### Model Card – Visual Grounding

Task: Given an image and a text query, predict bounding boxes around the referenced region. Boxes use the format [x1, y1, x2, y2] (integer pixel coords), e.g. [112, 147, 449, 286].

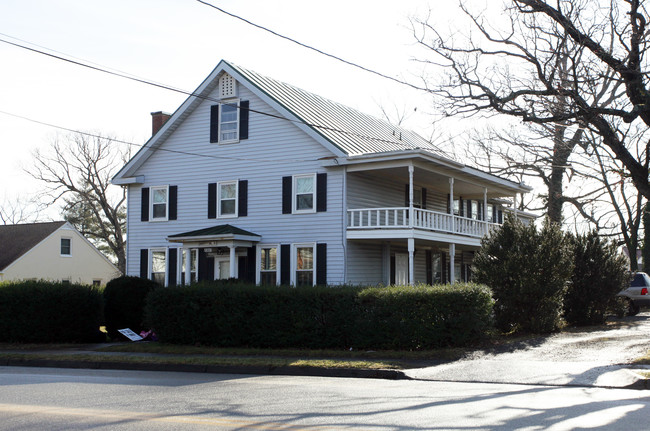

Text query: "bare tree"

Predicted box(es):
[0, 195, 41, 225]
[27, 133, 129, 272]
[413, 0, 650, 202]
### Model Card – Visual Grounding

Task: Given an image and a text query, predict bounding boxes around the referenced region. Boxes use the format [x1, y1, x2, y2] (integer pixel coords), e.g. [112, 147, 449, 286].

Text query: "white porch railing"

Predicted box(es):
[347, 207, 499, 239]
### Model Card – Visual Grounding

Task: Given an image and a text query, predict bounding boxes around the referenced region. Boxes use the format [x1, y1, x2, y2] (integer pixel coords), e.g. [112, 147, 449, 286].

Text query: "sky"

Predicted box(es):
[0, 0, 478, 220]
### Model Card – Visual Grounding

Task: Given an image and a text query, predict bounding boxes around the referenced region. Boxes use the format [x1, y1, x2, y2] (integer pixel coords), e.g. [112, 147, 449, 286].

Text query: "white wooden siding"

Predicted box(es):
[346, 241, 384, 285]
[126, 85, 345, 284]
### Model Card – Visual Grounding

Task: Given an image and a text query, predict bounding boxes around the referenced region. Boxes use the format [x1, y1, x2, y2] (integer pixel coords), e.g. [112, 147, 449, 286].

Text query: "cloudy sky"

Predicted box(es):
[0, 0, 477, 219]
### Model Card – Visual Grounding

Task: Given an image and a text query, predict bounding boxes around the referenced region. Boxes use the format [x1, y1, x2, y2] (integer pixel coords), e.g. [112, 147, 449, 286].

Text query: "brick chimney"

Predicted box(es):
[151, 111, 171, 136]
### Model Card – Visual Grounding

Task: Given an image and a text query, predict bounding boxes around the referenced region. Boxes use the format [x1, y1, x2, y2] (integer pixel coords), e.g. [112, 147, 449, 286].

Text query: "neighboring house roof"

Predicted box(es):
[0, 221, 66, 271]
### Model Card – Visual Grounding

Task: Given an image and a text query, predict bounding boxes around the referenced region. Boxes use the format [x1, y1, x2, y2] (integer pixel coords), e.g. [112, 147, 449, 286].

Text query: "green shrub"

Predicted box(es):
[473, 216, 573, 333]
[0, 280, 103, 343]
[564, 231, 630, 325]
[104, 276, 159, 340]
[145, 282, 493, 349]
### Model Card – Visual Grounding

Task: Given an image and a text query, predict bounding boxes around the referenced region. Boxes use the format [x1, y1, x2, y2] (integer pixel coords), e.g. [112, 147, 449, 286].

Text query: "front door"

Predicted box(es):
[215, 258, 230, 280]
[395, 253, 408, 285]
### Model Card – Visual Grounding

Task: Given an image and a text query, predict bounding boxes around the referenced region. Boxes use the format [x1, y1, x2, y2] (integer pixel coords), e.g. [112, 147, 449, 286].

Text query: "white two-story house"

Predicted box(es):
[112, 60, 533, 287]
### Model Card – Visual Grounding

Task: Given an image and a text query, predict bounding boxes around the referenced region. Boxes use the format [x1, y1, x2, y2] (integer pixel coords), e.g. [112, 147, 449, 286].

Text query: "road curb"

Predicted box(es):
[1, 357, 410, 380]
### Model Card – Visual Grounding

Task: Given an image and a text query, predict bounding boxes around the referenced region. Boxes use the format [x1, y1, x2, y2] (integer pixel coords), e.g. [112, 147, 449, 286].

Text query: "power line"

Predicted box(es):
[0, 34, 426, 150]
[0, 109, 321, 164]
[194, 0, 425, 91]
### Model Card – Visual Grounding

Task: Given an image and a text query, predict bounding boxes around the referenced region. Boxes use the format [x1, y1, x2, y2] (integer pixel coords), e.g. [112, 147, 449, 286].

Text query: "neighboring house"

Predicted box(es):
[112, 60, 534, 287]
[0, 221, 121, 285]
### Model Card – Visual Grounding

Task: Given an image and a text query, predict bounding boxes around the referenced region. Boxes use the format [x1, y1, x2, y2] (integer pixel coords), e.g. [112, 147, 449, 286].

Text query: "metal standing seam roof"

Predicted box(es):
[168, 224, 260, 239]
[0, 221, 66, 271]
[229, 62, 451, 158]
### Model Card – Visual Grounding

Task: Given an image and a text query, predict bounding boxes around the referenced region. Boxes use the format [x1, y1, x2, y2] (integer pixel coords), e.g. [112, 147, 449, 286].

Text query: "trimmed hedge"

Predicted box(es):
[0, 280, 103, 343]
[145, 282, 494, 350]
[104, 276, 159, 340]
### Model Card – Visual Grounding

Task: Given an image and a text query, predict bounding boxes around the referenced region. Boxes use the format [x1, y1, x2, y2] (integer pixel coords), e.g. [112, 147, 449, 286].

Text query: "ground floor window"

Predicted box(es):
[260, 246, 277, 285]
[295, 245, 314, 286]
[151, 250, 166, 286]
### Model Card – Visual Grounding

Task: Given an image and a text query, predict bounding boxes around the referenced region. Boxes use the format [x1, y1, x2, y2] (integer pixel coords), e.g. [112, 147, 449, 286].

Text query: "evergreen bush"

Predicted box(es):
[103, 275, 159, 340]
[473, 216, 573, 333]
[144, 282, 494, 349]
[564, 231, 629, 325]
[0, 280, 103, 343]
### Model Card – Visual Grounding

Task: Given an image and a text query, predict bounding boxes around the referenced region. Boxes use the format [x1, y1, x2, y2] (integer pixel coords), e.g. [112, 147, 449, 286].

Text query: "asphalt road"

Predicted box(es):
[1, 366, 649, 430]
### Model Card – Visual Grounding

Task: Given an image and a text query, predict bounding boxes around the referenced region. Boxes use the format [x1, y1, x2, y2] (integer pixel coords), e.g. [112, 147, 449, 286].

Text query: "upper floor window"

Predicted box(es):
[218, 181, 238, 218]
[220, 101, 239, 143]
[151, 186, 168, 221]
[294, 174, 316, 213]
[60, 238, 71, 256]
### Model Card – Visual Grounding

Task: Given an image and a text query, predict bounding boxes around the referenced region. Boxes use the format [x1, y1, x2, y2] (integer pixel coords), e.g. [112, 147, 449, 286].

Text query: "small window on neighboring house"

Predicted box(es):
[296, 245, 314, 286]
[218, 181, 238, 218]
[453, 199, 460, 216]
[260, 247, 277, 285]
[61, 279, 71, 286]
[487, 205, 494, 223]
[294, 174, 316, 213]
[151, 250, 166, 286]
[60, 238, 71, 256]
[92, 279, 101, 287]
[151, 186, 168, 220]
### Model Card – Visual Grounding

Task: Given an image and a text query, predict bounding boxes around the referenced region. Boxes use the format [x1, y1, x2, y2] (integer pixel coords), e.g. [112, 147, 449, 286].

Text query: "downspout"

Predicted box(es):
[408, 165, 415, 286]
[342, 166, 348, 285]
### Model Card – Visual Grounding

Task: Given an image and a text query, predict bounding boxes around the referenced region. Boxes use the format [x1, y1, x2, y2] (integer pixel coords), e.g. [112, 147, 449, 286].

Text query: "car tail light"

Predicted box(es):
[642, 288, 648, 295]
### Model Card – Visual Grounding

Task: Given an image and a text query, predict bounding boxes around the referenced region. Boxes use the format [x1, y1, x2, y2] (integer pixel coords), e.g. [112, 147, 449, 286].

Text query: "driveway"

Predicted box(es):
[405, 312, 650, 388]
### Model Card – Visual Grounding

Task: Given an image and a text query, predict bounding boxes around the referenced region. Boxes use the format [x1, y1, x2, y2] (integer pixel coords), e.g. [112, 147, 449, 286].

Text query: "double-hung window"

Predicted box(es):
[220, 101, 239, 143]
[293, 174, 316, 213]
[218, 181, 238, 218]
[151, 250, 166, 286]
[295, 244, 314, 286]
[260, 246, 278, 285]
[151, 186, 168, 220]
[60, 238, 71, 256]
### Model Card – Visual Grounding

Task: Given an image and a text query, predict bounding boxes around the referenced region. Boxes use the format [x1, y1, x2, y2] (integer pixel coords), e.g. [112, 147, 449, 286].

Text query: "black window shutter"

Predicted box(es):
[247, 246, 256, 282]
[459, 198, 464, 216]
[282, 176, 292, 214]
[422, 188, 427, 209]
[239, 100, 249, 140]
[210, 105, 220, 143]
[168, 248, 177, 286]
[446, 194, 451, 214]
[140, 249, 148, 279]
[466, 200, 472, 219]
[316, 173, 327, 212]
[141, 187, 149, 222]
[390, 255, 396, 285]
[426, 250, 432, 285]
[280, 244, 291, 285]
[208, 183, 217, 219]
[498, 209, 503, 224]
[316, 243, 327, 285]
[169, 185, 178, 220]
[238, 180, 248, 217]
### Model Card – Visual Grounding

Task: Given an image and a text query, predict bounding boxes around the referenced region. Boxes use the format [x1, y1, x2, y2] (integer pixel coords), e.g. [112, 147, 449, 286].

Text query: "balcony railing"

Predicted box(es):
[347, 207, 499, 239]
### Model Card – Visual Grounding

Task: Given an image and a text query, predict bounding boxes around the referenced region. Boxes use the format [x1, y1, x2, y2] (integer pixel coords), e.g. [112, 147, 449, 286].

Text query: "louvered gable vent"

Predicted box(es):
[219, 73, 237, 99]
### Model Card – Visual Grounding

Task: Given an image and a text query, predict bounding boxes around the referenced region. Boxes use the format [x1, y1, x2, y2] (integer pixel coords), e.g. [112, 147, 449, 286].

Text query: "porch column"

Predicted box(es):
[184, 247, 191, 285]
[408, 165, 414, 228]
[483, 188, 488, 235]
[449, 243, 456, 283]
[449, 178, 455, 232]
[229, 245, 237, 279]
[408, 238, 415, 286]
